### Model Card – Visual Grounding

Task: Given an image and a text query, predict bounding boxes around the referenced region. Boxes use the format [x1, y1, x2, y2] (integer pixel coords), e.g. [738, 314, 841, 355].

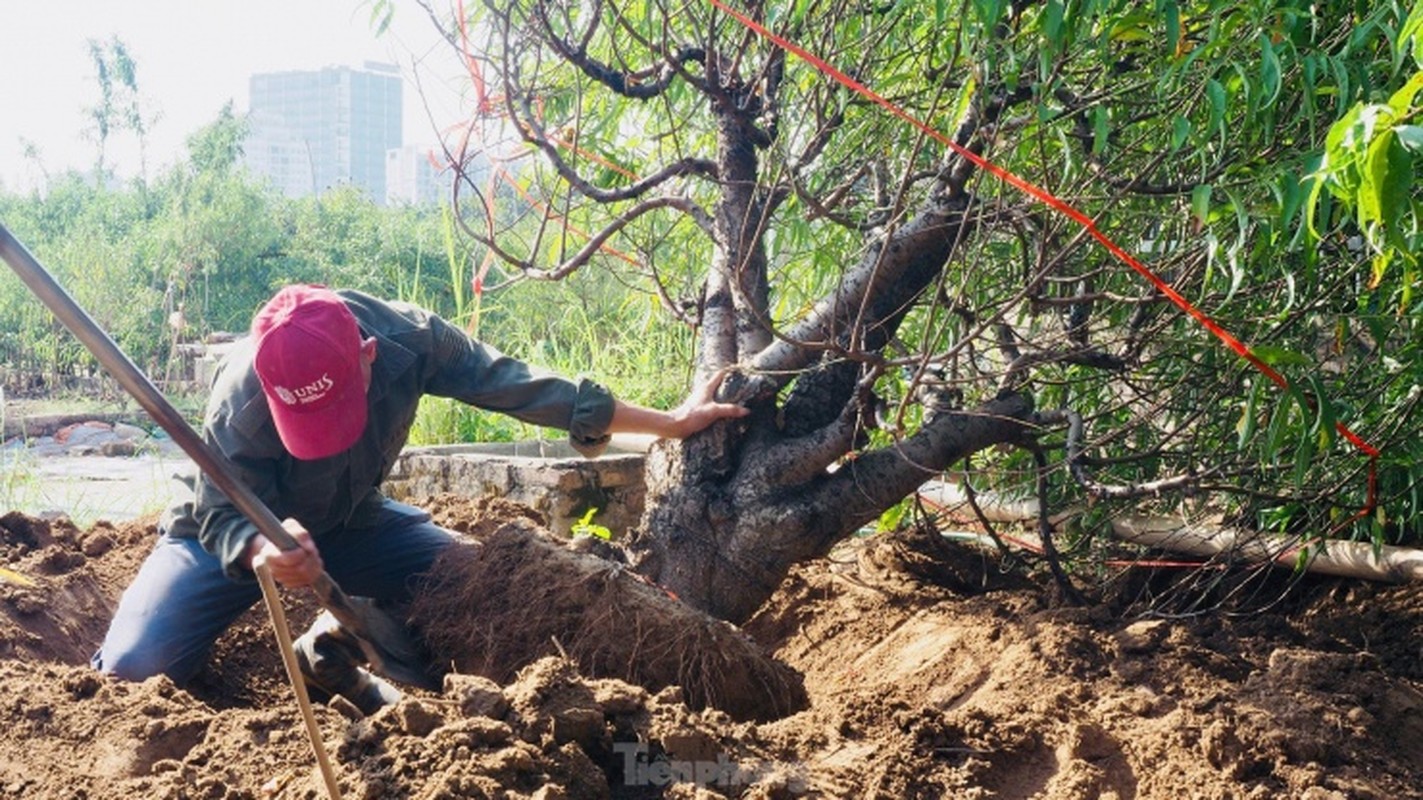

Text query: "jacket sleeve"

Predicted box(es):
[192, 433, 286, 582]
[422, 313, 616, 456]
[189, 364, 290, 581]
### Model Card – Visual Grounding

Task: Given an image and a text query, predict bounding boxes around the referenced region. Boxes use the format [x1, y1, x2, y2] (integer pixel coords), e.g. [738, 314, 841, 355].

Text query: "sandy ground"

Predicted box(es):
[2, 452, 190, 523]
[1, 496, 1422, 799]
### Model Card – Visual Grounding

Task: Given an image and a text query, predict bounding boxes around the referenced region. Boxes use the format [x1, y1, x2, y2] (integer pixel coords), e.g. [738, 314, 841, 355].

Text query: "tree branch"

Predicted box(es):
[738, 406, 859, 492]
[998, 345, 1129, 392]
[1028, 443, 1086, 604]
[798, 392, 1035, 543]
[749, 195, 975, 381]
[748, 82, 1034, 383]
[1058, 408, 1209, 500]
[535, 0, 704, 99]
[517, 195, 717, 280]
[515, 94, 718, 202]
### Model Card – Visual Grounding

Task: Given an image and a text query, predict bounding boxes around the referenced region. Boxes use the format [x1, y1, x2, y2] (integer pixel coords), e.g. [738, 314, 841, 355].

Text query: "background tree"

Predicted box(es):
[83, 36, 158, 182]
[422, 0, 1423, 621]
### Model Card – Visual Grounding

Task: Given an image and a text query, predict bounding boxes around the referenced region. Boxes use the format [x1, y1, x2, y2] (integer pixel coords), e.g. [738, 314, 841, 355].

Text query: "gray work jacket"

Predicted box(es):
[161, 289, 616, 580]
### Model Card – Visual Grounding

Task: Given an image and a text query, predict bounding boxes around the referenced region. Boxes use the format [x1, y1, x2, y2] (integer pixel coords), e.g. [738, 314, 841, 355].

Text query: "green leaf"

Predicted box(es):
[1109, 10, 1153, 43]
[1206, 79, 1226, 136]
[1388, 71, 1423, 116]
[367, 0, 394, 36]
[1396, 125, 1423, 153]
[1303, 164, 1331, 241]
[1263, 391, 1297, 461]
[1320, 102, 1372, 201]
[1163, 1, 1180, 55]
[973, 0, 1004, 27]
[1330, 56, 1352, 115]
[1221, 188, 1249, 302]
[1171, 114, 1191, 151]
[876, 497, 912, 533]
[1384, 134, 1415, 222]
[1401, 1, 1423, 69]
[1259, 33, 1282, 108]
[951, 72, 979, 132]
[1291, 418, 1316, 489]
[571, 507, 613, 540]
[1277, 172, 1303, 234]
[1092, 106, 1110, 154]
[1251, 345, 1311, 367]
[1359, 129, 1410, 232]
[1191, 183, 1212, 227]
[1370, 249, 1392, 290]
[1305, 374, 1336, 450]
[1237, 378, 1262, 449]
[1044, 0, 1066, 48]
[1201, 231, 1219, 295]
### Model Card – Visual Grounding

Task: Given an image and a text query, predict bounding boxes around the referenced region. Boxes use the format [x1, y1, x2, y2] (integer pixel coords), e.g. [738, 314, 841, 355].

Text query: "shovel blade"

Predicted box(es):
[314, 577, 442, 690]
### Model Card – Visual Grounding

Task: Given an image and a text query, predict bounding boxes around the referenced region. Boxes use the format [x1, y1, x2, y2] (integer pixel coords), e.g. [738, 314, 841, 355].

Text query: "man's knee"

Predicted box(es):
[93, 621, 210, 684]
[95, 535, 257, 684]
[92, 643, 173, 683]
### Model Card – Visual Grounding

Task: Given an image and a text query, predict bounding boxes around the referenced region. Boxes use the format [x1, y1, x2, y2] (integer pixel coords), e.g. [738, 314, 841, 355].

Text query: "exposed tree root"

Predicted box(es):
[409, 516, 807, 722]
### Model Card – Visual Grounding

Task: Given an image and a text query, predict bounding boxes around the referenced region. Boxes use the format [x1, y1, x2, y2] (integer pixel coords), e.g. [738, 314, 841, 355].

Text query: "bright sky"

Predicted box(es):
[0, 0, 470, 192]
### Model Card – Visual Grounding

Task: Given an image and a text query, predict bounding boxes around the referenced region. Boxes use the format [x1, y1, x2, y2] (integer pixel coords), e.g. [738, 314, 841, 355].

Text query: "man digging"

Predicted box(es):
[93, 284, 746, 713]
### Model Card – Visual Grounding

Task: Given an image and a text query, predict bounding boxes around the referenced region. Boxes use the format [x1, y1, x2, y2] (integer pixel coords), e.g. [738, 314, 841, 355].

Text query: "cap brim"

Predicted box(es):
[268, 380, 368, 461]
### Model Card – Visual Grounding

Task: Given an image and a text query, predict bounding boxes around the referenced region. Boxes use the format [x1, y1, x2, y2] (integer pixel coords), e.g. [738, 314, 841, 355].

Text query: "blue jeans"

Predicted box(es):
[92, 499, 457, 684]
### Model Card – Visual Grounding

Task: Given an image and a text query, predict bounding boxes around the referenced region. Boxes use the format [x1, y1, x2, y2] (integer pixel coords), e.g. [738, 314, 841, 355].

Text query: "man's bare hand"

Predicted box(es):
[245, 519, 323, 588]
[668, 368, 750, 438]
[607, 368, 750, 440]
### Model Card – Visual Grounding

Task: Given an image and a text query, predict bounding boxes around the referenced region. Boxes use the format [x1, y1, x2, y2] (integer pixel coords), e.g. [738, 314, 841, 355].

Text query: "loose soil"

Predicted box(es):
[1, 495, 1421, 799]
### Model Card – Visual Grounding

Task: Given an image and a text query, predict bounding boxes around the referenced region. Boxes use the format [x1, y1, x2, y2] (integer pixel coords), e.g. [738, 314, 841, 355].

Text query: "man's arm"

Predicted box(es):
[182, 340, 308, 582]
[191, 412, 288, 580]
[423, 312, 746, 444]
[607, 370, 749, 439]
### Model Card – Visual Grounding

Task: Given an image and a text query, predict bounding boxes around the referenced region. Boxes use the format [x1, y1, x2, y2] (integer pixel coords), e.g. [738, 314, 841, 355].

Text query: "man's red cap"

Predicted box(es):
[251, 285, 367, 461]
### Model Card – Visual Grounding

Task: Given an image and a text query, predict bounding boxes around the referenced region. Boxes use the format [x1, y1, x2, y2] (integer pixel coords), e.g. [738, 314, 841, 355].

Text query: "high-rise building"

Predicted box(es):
[244, 62, 402, 203]
[385, 144, 449, 207]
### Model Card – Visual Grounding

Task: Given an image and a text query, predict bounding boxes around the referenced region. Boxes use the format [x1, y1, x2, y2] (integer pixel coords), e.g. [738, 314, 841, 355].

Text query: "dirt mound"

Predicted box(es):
[0, 499, 1421, 798]
[0, 511, 146, 664]
[744, 532, 1423, 799]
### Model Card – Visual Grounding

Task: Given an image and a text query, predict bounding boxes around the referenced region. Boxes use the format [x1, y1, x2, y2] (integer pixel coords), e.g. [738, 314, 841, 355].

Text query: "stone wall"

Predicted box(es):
[383, 441, 648, 536]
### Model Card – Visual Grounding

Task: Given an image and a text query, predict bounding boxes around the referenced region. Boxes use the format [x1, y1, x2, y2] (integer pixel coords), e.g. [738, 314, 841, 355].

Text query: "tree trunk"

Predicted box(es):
[629, 393, 1034, 623]
[622, 72, 1029, 623]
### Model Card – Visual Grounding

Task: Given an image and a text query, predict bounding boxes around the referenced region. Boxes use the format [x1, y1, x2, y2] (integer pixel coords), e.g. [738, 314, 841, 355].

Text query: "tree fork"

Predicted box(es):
[630, 392, 1035, 623]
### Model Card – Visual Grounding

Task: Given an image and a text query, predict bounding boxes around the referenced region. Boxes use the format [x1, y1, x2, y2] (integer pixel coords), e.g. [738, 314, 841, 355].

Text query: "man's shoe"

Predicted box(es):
[293, 612, 402, 716]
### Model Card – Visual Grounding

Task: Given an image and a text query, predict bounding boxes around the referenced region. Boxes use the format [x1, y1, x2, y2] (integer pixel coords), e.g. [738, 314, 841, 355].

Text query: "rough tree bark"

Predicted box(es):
[633, 392, 1034, 622]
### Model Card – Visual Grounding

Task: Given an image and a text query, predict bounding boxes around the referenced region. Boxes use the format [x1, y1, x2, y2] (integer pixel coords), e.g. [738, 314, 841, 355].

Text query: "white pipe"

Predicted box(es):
[919, 478, 1423, 584]
[917, 480, 1041, 523]
[1110, 515, 1423, 583]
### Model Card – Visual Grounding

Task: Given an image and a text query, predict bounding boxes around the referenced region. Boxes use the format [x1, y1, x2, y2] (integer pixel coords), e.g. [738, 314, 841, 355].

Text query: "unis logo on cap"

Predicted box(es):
[274, 374, 335, 406]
